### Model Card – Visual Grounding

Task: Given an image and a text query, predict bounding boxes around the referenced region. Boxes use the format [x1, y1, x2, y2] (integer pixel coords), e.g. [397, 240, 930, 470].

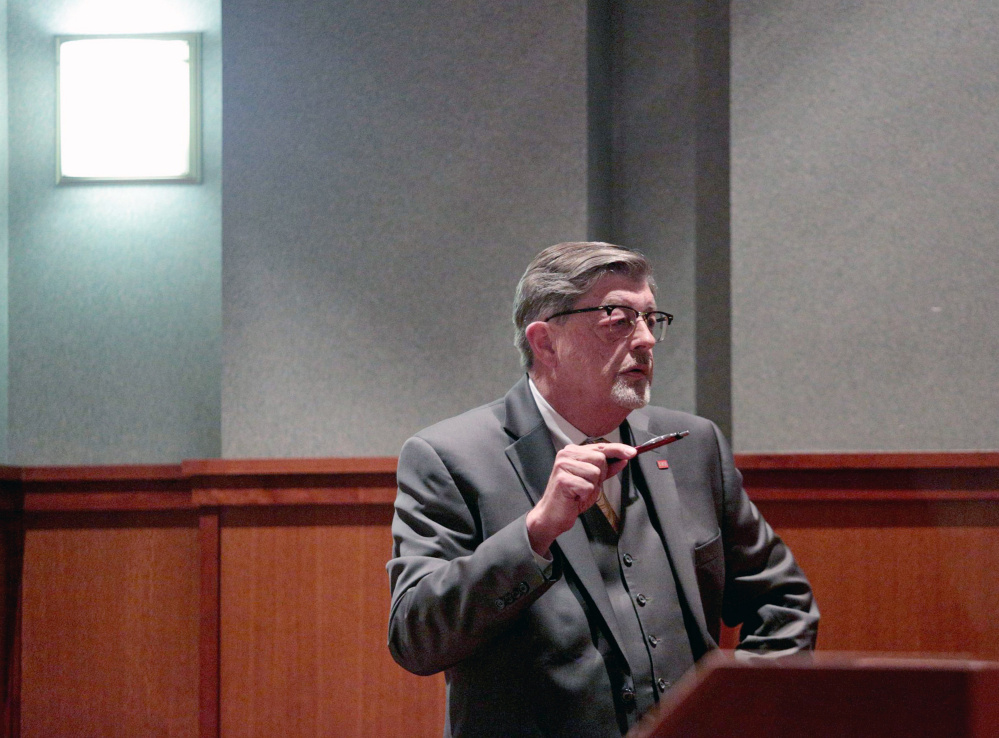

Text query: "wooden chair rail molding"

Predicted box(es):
[735, 451, 999, 501]
[4, 456, 400, 511]
[2, 451, 997, 738]
[1, 450, 996, 510]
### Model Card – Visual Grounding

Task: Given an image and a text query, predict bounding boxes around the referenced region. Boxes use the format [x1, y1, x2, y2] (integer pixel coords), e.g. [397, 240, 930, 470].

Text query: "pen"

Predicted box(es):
[633, 430, 689, 454]
[603, 431, 690, 463]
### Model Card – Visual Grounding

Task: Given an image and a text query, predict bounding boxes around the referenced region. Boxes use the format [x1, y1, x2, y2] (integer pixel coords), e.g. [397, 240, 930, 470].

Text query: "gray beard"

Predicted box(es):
[612, 375, 651, 410]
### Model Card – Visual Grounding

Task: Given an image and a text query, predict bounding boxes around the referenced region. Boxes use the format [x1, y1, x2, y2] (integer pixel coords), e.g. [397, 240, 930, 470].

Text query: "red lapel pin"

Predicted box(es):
[657, 459, 669, 470]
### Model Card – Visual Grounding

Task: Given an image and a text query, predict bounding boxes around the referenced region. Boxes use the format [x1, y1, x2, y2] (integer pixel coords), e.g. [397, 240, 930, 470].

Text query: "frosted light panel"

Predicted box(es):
[58, 36, 200, 182]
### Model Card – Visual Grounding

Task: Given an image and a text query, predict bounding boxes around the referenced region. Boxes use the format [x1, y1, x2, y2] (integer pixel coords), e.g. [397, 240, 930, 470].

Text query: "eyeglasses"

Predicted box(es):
[545, 305, 674, 343]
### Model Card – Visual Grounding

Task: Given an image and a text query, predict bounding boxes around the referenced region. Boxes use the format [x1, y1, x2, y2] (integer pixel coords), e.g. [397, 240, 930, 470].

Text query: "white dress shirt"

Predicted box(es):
[528, 377, 624, 515]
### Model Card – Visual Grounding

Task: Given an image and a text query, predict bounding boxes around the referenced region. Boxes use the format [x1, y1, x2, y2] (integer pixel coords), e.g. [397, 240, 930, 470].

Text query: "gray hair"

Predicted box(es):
[513, 241, 656, 368]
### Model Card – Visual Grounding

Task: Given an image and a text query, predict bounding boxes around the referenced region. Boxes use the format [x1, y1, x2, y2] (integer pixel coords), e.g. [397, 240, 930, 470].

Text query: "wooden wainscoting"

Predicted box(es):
[1, 452, 997, 737]
[735, 453, 999, 660]
[6, 459, 444, 738]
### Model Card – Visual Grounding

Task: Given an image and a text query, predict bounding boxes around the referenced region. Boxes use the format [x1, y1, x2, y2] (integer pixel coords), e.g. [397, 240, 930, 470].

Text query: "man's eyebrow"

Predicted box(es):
[602, 301, 658, 311]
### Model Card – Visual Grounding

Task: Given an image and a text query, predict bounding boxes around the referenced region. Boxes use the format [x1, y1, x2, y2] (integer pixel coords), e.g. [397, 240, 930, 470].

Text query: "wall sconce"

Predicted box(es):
[56, 33, 201, 184]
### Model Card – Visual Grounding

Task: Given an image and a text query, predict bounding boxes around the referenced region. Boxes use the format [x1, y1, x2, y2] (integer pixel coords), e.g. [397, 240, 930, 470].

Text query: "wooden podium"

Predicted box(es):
[630, 652, 999, 738]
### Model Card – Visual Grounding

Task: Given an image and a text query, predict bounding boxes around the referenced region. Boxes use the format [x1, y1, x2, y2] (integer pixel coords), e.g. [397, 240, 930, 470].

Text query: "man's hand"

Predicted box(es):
[525, 442, 636, 556]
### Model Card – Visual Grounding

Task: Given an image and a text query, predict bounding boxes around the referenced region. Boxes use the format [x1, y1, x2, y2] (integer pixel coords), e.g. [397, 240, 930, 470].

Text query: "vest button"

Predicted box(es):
[623, 553, 634, 566]
[636, 593, 648, 606]
[648, 634, 659, 648]
[621, 686, 636, 707]
[658, 677, 670, 693]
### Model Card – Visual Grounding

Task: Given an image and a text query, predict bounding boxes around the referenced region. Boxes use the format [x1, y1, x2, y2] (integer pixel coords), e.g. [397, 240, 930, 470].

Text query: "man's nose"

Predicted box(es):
[630, 318, 657, 349]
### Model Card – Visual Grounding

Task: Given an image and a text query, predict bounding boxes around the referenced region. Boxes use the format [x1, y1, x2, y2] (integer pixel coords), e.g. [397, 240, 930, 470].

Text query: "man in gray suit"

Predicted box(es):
[388, 242, 818, 736]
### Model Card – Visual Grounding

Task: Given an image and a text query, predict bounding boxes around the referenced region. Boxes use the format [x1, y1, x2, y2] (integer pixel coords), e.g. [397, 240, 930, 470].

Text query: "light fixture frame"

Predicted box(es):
[55, 32, 203, 185]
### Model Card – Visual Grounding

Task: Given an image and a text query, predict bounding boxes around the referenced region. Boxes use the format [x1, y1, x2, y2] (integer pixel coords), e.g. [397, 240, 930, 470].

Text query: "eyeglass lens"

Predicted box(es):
[602, 307, 667, 342]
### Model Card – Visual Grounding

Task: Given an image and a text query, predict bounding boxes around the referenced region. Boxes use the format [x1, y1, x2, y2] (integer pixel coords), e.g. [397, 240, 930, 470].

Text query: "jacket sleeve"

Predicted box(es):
[714, 424, 820, 653]
[386, 434, 559, 676]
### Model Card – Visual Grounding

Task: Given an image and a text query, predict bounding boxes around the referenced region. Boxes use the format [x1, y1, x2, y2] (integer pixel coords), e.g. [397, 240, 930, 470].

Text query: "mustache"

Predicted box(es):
[629, 351, 653, 368]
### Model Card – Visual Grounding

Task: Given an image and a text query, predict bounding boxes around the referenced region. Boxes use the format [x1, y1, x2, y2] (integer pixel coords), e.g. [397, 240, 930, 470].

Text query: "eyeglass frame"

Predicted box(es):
[544, 304, 674, 343]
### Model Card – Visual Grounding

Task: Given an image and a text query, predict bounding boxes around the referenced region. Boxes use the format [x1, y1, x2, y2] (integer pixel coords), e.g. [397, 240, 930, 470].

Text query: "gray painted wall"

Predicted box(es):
[732, 1, 999, 451]
[222, 0, 727, 456]
[221, 0, 591, 457]
[220, 0, 712, 458]
[4, 0, 708, 464]
[0, 0, 8, 462]
[609, 0, 699, 423]
[7, 1, 995, 463]
[7, 0, 222, 464]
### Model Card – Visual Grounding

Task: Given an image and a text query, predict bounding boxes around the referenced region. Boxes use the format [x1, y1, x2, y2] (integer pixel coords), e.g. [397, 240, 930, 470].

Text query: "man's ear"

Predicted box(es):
[525, 321, 559, 369]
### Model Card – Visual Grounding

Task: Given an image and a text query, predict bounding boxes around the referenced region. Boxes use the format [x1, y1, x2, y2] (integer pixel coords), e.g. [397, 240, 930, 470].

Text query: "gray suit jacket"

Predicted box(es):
[387, 377, 818, 736]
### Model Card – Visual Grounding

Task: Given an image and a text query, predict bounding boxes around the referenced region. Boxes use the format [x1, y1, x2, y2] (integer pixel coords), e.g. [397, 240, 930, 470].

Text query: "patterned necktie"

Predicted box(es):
[583, 438, 621, 533]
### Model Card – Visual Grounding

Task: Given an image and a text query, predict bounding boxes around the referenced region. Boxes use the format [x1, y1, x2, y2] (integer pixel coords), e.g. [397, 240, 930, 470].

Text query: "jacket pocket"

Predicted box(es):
[693, 532, 724, 639]
[694, 532, 723, 566]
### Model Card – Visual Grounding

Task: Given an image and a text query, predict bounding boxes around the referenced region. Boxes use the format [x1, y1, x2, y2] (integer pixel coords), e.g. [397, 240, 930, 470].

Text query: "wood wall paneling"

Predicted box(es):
[199, 510, 221, 738]
[738, 454, 999, 660]
[760, 500, 999, 659]
[186, 459, 444, 735]
[1, 452, 996, 737]
[19, 514, 200, 738]
[1, 469, 24, 738]
[219, 507, 444, 737]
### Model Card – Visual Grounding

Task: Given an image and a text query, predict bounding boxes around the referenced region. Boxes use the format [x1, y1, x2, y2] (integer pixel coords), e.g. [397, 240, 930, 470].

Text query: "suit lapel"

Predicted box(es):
[502, 378, 630, 658]
[627, 420, 713, 648]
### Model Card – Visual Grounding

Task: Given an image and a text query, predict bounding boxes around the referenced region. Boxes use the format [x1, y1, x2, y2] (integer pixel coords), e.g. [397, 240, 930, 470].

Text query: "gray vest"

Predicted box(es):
[581, 455, 696, 720]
